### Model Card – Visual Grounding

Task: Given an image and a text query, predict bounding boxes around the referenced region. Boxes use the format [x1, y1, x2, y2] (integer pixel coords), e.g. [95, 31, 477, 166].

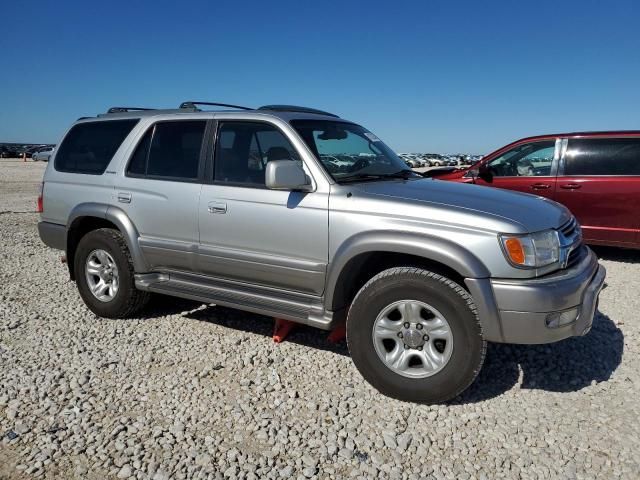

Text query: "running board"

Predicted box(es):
[134, 271, 334, 330]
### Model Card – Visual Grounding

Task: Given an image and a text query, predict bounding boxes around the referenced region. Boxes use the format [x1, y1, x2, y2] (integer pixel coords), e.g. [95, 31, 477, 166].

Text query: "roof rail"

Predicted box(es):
[107, 107, 155, 114]
[257, 105, 339, 118]
[179, 101, 252, 111]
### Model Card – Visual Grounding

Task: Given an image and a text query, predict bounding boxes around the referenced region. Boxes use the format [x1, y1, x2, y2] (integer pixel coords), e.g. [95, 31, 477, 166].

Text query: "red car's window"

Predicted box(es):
[565, 138, 640, 176]
[487, 140, 555, 177]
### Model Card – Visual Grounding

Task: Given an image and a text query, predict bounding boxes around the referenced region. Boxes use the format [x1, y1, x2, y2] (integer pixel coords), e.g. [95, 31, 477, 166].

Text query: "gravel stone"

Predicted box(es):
[302, 466, 317, 478]
[116, 464, 132, 479]
[14, 423, 30, 435]
[0, 160, 638, 479]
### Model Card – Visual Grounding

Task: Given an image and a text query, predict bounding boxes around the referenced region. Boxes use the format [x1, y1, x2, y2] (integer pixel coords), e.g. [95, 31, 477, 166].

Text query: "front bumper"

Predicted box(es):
[466, 247, 606, 344]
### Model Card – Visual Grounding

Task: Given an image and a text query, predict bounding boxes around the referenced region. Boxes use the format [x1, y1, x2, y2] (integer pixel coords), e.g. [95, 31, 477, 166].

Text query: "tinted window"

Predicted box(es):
[127, 121, 205, 179]
[127, 129, 151, 176]
[565, 138, 640, 176]
[214, 122, 299, 186]
[55, 120, 138, 174]
[487, 140, 556, 177]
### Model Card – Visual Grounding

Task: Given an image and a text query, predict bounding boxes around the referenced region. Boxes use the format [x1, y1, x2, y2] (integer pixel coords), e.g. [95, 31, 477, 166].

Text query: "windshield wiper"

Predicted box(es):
[339, 169, 417, 183]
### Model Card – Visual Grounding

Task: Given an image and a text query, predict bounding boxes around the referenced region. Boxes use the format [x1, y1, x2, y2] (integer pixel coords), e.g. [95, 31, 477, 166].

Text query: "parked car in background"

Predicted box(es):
[16, 147, 32, 158]
[398, 153, 421, 168]
[404, 158, 419, 168]
[431, 131, 640, 249]
[408, 154, 427, 167]
[33, 147, 54, 161]
[416, 155, 432, 167]
[429, 156, 447, 167]
[1, 147, 20, 158]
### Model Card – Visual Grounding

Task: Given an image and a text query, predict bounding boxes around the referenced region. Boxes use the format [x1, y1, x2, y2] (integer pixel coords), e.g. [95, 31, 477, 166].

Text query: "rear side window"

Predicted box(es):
[565, 138, 640, 176]
[55, 120, 138, 174]
[127, 121, 206, 180]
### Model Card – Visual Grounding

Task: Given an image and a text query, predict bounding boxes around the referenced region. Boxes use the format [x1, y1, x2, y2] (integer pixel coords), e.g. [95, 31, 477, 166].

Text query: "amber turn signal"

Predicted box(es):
[504, 237, 525, 265]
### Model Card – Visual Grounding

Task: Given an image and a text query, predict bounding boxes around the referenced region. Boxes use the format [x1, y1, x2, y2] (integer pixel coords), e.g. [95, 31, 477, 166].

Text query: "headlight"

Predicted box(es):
[499, 230, 560, 268]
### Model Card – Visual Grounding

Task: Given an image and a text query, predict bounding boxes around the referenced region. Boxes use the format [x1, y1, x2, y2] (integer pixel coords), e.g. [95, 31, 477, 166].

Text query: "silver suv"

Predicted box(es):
[38, 102, 606, 403]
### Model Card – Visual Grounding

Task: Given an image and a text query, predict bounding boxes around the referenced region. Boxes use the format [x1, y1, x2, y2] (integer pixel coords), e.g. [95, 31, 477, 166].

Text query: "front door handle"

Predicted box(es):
[207, 202, 227, 214]
[530, 183, 551, 190]
[560, 183, 582, 190]
[117, 192, 132, 203]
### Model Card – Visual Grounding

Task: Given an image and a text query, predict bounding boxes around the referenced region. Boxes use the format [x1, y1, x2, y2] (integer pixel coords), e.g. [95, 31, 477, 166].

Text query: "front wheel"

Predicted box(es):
[346, 267, 486, 403]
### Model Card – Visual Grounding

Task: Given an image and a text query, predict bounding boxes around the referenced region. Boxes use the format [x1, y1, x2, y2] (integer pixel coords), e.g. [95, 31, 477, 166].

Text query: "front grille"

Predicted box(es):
[558, 217, 584, 269]
[560, 217, 577, 237]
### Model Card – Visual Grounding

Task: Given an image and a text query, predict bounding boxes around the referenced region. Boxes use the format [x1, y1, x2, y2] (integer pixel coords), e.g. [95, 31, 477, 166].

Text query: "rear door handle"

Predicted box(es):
[117, 192, 132, 203]
[530, 183, 551, 190]
[560, 183, 582, 190]
[207, 201, 227, 214]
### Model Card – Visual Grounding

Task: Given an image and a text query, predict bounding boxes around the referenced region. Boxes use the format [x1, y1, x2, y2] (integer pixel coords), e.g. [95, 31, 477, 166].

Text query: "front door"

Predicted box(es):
[198, 120, 329, 295]
[475, 139, 559, 200]
[555, 136, 640, 247]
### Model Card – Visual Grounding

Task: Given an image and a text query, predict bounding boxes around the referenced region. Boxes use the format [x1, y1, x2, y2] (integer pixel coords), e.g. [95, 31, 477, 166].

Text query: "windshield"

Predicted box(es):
[291, 120, 414, 182]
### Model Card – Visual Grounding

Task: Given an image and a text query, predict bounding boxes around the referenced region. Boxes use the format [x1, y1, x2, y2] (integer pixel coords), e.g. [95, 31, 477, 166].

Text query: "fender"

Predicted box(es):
[67, 203, 148, 273]
[324, 230, 490, 311]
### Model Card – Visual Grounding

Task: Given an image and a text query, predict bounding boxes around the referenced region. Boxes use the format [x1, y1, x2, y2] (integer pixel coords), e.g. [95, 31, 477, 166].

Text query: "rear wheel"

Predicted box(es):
[346, 267, 486, 403]
[74, 228, 149, 318]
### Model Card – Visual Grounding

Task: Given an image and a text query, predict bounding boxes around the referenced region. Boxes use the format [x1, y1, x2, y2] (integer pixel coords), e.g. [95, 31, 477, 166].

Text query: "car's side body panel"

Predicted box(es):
[198, 185, 329, 294]
[197, 116, 330, 295]
[554, 176, 640, 247]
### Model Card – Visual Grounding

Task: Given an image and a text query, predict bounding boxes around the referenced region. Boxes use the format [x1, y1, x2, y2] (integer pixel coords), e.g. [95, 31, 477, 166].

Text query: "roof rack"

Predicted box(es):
[257, 105, 339, 118]
[98, 106, 198, 118]
[107, 107, 155, 113]
[179, 101, 252, 111]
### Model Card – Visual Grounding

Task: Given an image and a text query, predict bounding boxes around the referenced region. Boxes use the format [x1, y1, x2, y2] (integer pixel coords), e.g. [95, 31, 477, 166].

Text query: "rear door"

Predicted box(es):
[475, 139, 559, 199]
[114, 120, 207, 271]
[555, 136, 640, 247]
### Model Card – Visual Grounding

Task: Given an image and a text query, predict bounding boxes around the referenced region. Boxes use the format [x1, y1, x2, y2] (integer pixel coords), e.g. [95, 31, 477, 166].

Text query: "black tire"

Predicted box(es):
[74, 228, 150, 318]
[346, 267, 486, 403]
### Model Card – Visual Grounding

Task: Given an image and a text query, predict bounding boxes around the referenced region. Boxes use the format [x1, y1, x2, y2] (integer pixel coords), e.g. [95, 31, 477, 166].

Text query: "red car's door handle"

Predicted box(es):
[530, 183, 551, 190]
[560, 183, 582, 190]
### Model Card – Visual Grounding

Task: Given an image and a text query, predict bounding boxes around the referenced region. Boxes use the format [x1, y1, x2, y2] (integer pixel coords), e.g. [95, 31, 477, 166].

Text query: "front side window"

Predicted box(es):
[564, 138, 640, 176]
[127, 121, 206, 180]
[292, 120, 411, 182]
[486, 140, 556, 177]
[214, 122, 300, 187]
[55, 119, 139, 174]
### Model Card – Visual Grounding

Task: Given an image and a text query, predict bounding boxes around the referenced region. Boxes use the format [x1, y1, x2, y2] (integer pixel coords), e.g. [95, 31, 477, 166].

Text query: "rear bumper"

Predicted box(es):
[38, 221, 66, 250]
[467, 247, 606, 344]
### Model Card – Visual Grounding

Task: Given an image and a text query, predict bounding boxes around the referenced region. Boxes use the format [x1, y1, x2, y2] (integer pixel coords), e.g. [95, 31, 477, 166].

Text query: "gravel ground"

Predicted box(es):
[1, 159, 639, 479]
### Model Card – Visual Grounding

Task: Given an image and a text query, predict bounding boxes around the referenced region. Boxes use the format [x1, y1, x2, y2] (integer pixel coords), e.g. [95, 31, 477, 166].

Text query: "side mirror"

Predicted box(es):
[478, 164, 493, 183]
[265, 160, 312, 191]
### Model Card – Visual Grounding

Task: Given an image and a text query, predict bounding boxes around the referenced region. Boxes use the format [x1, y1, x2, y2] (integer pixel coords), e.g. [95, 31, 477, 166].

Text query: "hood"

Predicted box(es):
[349, 178, 571, 233]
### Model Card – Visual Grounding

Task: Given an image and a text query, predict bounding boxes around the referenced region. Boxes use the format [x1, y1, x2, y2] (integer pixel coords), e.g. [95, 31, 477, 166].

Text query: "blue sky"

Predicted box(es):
[1, 0, 639, 153]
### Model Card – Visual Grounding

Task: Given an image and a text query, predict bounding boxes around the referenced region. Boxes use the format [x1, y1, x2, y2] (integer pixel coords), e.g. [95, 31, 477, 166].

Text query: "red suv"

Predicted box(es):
[432, 132, 640, 249]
